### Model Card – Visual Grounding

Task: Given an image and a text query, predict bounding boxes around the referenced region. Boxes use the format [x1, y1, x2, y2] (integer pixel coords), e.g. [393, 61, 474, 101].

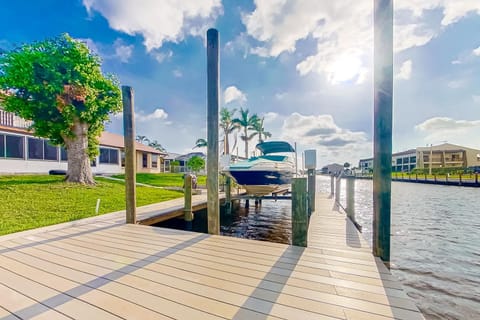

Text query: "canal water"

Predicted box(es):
[156, 175, 480, 319]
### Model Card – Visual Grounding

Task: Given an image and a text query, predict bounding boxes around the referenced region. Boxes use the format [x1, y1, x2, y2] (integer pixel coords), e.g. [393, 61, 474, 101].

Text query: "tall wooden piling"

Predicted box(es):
[225, 176, 232, 213]
[307, 169, 316, 213]
[184, 174, 193, 230]
[373, 0, 393, 267]
[346, 176, 355, 222]
[292, 177, 308, 247]
[335, 175, 341, 204]
[122, 86, 136, 224]
[330, 174, 335, 196]
[207, 28, 220, 235]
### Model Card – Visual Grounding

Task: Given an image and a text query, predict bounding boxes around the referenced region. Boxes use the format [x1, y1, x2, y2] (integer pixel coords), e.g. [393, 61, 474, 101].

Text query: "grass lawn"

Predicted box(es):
[112, 173, 207, 188]
[0, 175, 183, 236]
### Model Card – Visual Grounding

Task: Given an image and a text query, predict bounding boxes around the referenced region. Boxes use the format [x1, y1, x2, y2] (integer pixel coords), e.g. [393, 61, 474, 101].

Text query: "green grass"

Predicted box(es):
[112, 173, 207, 187]
[0, 175, 183, 236]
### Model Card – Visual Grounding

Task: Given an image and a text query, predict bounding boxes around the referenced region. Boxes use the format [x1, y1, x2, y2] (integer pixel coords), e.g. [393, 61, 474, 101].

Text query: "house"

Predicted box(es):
[0, 108, 167, 175]
[320, 163, 345, 175]
[359, 143, 480, 173]
[164, 152, 206, 173]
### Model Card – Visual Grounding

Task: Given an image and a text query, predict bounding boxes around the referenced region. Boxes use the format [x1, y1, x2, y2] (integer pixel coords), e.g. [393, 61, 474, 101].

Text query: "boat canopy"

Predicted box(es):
[256, 141, 295, 154]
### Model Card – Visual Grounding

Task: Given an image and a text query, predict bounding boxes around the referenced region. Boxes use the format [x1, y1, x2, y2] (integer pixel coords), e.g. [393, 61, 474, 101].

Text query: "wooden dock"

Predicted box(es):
[0, 193, 423, 319]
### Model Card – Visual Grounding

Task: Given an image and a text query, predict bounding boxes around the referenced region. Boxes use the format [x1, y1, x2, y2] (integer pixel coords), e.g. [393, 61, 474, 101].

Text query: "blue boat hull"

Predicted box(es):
[226, 170, 293, 188]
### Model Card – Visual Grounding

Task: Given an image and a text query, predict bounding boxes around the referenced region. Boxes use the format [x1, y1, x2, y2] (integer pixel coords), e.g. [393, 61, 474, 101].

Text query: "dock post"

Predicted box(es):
[330, 174, 335, 196]
[307, 169, 316, 214]
[207, 28, 220, 235]
[184, 174, 193, 230]
[122, 86, 136, 224]
[335, 175, 341, 205]
[225, 176, 232, 214]
[346, 176, 355, 222]
[292, 177, 308, 247]
[475, 173, 478, 184]
[373, 0, 393, 267]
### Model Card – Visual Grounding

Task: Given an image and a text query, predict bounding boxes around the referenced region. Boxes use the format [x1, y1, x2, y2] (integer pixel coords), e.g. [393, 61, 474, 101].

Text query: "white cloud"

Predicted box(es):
[224, 86, 247, 105]
[135, 108, 169, 122]
[447, 80, 463, 89]
[473, 46, 480, 56]
[415, 117, 480, 148]
[396, 60, 412, 80]
[173, 69, 183, 78]
[113, 39, 133, 63]
[262, 112, 278, 123]
[152, 50, 173, 63]
[451, 59, 461, 65]
[83, 0, 223, 51]
[240, 0, 480, 83]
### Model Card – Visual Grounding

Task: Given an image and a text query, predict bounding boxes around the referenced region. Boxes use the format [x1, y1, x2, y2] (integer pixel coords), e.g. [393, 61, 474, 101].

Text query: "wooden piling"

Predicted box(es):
[373, 0, 393, 267]
[184, 174, 193, 230]
[225, 176, 232, 214]
[207, 28, 220, 235]
[346, 176, 355, 222]
[307, 169, 316, 213]
[292, 177, 308, 247]
[122, 86, 137, 224]
[330, 174, 335, 196]
[335, 175, 341, 204]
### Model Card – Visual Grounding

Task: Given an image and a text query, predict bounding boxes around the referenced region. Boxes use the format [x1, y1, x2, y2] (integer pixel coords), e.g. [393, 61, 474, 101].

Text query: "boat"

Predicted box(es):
[224, 141, 296, 196]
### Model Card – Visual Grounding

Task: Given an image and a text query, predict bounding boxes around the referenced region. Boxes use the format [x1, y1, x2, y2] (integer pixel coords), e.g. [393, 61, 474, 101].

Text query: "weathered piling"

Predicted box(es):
[225, 176, 232, 214]
[346, 175, 355, 222]
[330, 174, 335, 196]
[373, 0, 393, 267]
[122, 86, 136, 224]
[292, 177, 308, 247]
[184, 174, 193, 230]
[307, 169, 316, 213]
[335, 175, 341, 204]
[207, 28, 220, 235]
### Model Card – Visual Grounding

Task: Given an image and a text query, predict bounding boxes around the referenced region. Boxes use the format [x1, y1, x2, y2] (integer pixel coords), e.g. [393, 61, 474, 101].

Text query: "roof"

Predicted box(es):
[99, 132, 166, 155]
[256, 141, 295, 154]
[392, 149, 416, 157]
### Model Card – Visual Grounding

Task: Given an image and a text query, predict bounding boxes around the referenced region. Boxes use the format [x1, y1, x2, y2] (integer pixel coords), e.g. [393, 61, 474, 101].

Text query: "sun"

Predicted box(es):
[327, 54, 364, 85]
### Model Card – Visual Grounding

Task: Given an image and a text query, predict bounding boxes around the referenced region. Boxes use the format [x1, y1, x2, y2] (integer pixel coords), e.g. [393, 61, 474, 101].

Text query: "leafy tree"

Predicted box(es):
[0, 34, 121, 184]
[193, 138, 207, 149]
[187, 155, 205, 173]
[219, 107, 237, 155]
[232, 108, 259, 158]
[251, 117, 272, 143]
[136, 135, 149, 145]
[170, 160, 180, 172]
[148, 140, 166, 152]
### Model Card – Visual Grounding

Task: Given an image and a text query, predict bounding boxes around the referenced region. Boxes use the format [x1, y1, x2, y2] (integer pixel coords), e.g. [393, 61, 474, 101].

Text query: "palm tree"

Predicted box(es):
[251, 117, 272, 143]
[232, 108, 259, 158]
[193, 138, 207, 149]
[148, 140, 166, 152]
[136, 135, 149, 145]
[219, 107, 237, 155]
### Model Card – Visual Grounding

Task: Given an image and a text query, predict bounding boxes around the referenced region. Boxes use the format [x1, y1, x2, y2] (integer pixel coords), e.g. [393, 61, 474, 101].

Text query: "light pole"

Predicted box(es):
[429, 144, 433, 175]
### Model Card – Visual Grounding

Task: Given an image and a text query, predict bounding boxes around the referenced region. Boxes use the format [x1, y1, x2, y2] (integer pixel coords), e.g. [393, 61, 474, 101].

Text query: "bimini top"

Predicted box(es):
[256, 141, 295, 154]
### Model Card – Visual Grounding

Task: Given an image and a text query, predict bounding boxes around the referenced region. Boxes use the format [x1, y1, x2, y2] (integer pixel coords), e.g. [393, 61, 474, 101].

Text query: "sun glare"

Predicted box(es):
[327, 54, 363, 84]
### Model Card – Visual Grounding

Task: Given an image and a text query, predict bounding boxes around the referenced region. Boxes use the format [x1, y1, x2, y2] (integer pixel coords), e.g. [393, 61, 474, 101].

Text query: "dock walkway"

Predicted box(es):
[0, 193, 423, 319]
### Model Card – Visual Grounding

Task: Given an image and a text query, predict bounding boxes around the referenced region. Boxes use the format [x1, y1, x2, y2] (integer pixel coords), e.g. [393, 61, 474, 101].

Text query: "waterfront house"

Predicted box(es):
[0, 107, 167, 175]
[359, 143, 480, 173]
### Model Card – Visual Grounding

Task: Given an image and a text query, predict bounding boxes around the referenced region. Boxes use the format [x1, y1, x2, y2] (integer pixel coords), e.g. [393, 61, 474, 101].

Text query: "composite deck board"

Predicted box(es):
[0, 192, 423, 319]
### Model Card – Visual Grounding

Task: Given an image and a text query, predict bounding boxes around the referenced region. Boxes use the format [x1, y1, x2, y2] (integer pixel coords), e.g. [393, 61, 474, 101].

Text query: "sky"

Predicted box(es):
[1, 0, 480, 168]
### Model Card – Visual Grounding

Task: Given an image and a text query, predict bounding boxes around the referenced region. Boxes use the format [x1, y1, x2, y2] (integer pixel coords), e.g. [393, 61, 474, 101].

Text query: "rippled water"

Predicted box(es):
[157, 176, 480, 319]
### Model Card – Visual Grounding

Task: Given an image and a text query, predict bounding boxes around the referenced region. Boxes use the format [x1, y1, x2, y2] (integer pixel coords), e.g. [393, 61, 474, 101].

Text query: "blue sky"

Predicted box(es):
[1, 1, 480, 167]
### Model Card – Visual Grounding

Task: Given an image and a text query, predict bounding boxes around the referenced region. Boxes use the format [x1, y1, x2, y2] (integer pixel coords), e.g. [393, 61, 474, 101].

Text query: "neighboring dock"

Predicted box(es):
[0, 192, 423, 319]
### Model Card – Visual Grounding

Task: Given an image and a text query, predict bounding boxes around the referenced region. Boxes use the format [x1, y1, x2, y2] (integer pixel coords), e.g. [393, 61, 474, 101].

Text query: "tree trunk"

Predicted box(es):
[244, 127, 248, 159]
[224, 132, 230, 155]
[64, 120, 95, 185]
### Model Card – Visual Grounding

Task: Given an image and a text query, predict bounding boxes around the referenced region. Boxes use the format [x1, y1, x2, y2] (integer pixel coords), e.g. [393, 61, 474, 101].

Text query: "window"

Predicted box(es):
[6, 135, 24, 159]
[396, 158, 402, 165]
[44, 140, 58, 160]
[403, 157, 409, 163]
[99, 148, 119, 164]
[142, 153, 148, 168]
[0, 134, 4, 157]
[28, 137, 43, 160]
[410, 156, 416, 163]
[152, 154, 158, 168]
[60, 147, 68, 161]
